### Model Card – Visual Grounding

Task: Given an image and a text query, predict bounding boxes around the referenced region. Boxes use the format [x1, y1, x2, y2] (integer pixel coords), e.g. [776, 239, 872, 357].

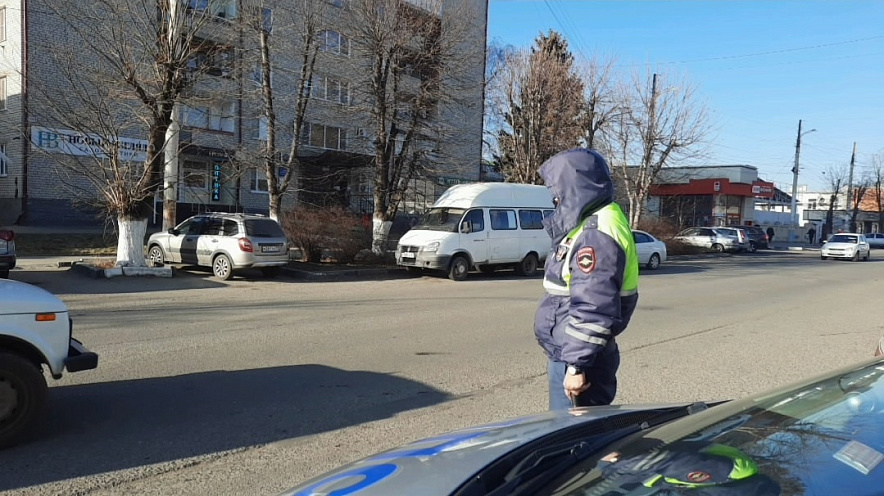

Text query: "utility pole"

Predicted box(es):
[847, 142, 857, 232]
[791, 119, 816, 226]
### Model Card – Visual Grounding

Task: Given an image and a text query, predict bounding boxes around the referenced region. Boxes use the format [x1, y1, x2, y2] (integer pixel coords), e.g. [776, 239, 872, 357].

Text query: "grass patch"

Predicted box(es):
[15, 233, 120, 256]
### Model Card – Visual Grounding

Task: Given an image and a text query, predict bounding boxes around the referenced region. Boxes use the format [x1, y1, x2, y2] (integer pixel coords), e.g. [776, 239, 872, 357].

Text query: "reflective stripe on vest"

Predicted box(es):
[542, 203, 639, 296]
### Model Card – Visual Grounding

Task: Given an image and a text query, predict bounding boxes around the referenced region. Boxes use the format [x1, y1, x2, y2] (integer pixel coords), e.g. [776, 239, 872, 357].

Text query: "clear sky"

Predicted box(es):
[487, 0, 884, 193]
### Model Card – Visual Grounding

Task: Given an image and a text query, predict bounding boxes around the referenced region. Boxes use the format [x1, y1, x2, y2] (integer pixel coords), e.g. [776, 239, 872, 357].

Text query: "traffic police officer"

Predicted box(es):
[535, 148, 639, 409]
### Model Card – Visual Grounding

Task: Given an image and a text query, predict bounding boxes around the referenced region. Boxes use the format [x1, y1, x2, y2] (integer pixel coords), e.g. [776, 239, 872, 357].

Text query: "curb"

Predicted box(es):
[71, 262, 173, 279]
[283, 266, 412, 281]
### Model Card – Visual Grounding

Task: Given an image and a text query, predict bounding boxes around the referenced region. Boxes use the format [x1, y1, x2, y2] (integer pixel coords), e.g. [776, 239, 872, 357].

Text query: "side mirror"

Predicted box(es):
[168, 228, 180, 236]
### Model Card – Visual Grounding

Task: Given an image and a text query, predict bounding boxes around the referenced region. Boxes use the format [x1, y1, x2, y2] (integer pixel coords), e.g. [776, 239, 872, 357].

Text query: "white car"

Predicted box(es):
[820, 233, 870, 261]
[865, 232, 884, 248]
[0, 279, 98, 448]
[632, 230, 667, 269]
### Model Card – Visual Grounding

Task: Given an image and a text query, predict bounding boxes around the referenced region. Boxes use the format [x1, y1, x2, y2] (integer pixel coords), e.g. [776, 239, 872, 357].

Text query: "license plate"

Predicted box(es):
[261, 245, 280, 253]
[401, 252, 415, 259]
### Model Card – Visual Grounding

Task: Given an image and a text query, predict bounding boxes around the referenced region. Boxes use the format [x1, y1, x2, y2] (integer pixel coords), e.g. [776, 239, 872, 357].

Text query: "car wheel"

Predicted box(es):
[261, 266, 281, 278]
[647, 253, 661, 270]
[0, 352, 48, 449]
[748, 241, 757, 253]
[212, 254, 234, 280]
[448, 255, 470, 282]
[865, 251, 871, 261]
[516, 253, 539, 277]
[852, 252, 860, 262]
[712, 244, 725, 253]
[147, 245, 165, 267]
[821, 256, 827, 260]
[0, 270, 8, 279]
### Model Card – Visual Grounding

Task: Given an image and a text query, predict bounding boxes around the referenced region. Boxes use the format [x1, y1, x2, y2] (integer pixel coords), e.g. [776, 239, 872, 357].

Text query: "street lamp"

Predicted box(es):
[790, 119, 816, 225]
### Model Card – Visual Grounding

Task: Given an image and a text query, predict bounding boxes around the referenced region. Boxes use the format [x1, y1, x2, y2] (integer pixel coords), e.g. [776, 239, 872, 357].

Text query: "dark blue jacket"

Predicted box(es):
[534, 148, 639, 369]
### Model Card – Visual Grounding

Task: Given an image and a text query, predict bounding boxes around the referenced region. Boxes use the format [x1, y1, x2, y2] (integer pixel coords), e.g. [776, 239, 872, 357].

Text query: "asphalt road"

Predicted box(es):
[1, 250, 882, 495]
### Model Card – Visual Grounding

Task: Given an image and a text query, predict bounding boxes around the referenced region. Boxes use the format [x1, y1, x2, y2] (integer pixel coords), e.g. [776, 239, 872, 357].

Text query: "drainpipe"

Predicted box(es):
[18, 0, 29, 224]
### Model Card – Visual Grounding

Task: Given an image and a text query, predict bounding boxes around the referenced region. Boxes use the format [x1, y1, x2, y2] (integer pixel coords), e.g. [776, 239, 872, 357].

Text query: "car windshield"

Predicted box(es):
[412, 208, 466, 233]
[830, 234, 858, 244]
[244, 219, 285, 238]
[547, 359, 884, 496]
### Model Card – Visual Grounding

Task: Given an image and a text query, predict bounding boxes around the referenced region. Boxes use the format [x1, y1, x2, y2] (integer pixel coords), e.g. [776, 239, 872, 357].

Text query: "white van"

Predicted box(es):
[396, 183, 554, 281]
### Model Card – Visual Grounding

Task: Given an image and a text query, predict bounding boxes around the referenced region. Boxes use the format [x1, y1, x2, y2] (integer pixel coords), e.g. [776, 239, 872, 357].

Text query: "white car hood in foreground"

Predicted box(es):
[0, 279, 67, 315]
[281, 403, 695, 496]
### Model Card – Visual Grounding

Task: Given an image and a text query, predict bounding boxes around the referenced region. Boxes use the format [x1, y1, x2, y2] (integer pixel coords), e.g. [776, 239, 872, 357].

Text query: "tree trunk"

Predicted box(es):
[116, 216, 148, 267]
[371, 216, 393, 256]
[269, 193, 281, 222]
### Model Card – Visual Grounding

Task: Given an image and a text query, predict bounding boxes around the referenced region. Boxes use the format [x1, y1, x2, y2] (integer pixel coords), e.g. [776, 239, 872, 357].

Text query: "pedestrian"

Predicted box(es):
[766, 226, 775, 245]
[807, 226, 816, 244]
[534, 148, 639, 410]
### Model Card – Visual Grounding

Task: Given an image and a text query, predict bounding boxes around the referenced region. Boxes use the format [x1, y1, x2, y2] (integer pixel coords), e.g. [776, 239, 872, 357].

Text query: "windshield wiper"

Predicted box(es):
[485, 403, 710, 496]
[485, 425, 644, 496]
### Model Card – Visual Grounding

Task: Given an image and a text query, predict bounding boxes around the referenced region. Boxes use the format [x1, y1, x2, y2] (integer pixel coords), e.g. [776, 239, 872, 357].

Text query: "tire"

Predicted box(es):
[516, 253, 539, 277]
[712, 244, 725, 253]
[448, 255, 470, 281]
[821, 256, 827, 260]
[261, 266, 281, 278]
[212, 254, 234, 280]
[0, 352, 48, 450]
[147, 245, 165, 266]
[852, 252, 859, 262]
[646, 253, 661, 270]
[865, 251, 871, 261]
[748, 241, 757, 253]
[0, 270, 8, 279]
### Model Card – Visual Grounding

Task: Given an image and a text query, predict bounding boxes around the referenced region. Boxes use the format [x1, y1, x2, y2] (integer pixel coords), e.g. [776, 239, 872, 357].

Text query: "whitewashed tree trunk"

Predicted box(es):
[371, 217, 393, 256]
[117, 217, 148, 267]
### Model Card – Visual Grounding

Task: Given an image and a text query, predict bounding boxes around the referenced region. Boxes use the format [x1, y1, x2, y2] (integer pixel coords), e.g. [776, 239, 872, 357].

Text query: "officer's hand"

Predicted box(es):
[563, 372, 591, 400]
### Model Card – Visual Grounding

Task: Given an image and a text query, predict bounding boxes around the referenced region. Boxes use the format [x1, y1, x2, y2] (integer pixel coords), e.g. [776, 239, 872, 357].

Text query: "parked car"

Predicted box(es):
[673, 227, 742, 253]
[147, 213, 289, 280]
[737, 225, 770, 251]
[865, 232, 884, 248]
[632, 229, 667, 269]
[820, 233, 871, 261]
[712, 227, 750, 252]
[0, 227, 14, 278]
[0, 279, 98, 448]
[281, 355, 884, 496]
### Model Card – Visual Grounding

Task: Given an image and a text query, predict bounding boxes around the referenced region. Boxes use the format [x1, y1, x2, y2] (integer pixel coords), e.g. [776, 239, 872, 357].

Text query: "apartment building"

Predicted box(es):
[0, 0, 487, 227]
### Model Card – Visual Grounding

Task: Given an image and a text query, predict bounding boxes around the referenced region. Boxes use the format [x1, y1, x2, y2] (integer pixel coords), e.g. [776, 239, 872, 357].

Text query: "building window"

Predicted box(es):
[187, 43, 233, 77]
[255, 116, 268, 140]
[0, 77, 6, 110]
[182, 101, 235, 133]
[250, 168, 268, 193]
[318, 30, 349, 56]
[300, 122, 348, 151]
[310, 75, 350, 104]
[188, 0, 236, 19]
[183, 161, 208, 189]
[0, 7, 6, 43]
[0, 144, 7, 177]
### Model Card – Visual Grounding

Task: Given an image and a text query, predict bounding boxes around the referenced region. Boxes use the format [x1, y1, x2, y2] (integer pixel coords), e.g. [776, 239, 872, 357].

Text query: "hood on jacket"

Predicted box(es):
[540, 148, 614, 241]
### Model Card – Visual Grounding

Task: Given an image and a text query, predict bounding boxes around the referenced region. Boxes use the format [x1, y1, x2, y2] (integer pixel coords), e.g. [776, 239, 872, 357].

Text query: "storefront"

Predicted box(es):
[650, 177, 776, 227]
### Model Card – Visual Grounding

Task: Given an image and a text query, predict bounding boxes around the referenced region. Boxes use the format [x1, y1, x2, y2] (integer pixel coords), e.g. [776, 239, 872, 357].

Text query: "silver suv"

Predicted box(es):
[147, 213, 289, 280]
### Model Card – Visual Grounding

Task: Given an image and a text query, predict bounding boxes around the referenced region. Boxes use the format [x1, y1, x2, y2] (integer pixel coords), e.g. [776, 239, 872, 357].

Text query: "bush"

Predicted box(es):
[634, 218, 681, 239]
[664, 239, 710, 256]
[281, 206, 371, 263]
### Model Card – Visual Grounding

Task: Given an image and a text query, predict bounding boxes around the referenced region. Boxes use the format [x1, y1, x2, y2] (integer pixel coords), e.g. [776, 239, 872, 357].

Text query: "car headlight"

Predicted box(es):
[423, 242, 440, 253]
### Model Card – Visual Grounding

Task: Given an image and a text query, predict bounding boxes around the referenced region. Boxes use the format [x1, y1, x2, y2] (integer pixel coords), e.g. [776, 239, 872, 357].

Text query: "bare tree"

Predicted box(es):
[491, 30, 584, 184]
[607, 70, 710, 226]
[578, 55, 620, 151]
[849, 176, 870, 233]
[821, 165, 847, 239]
[238, 0, 324, 221]
[870, 152, 884, 231]
[31, 0, 227, 266]
[343, 0, 485, 254]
